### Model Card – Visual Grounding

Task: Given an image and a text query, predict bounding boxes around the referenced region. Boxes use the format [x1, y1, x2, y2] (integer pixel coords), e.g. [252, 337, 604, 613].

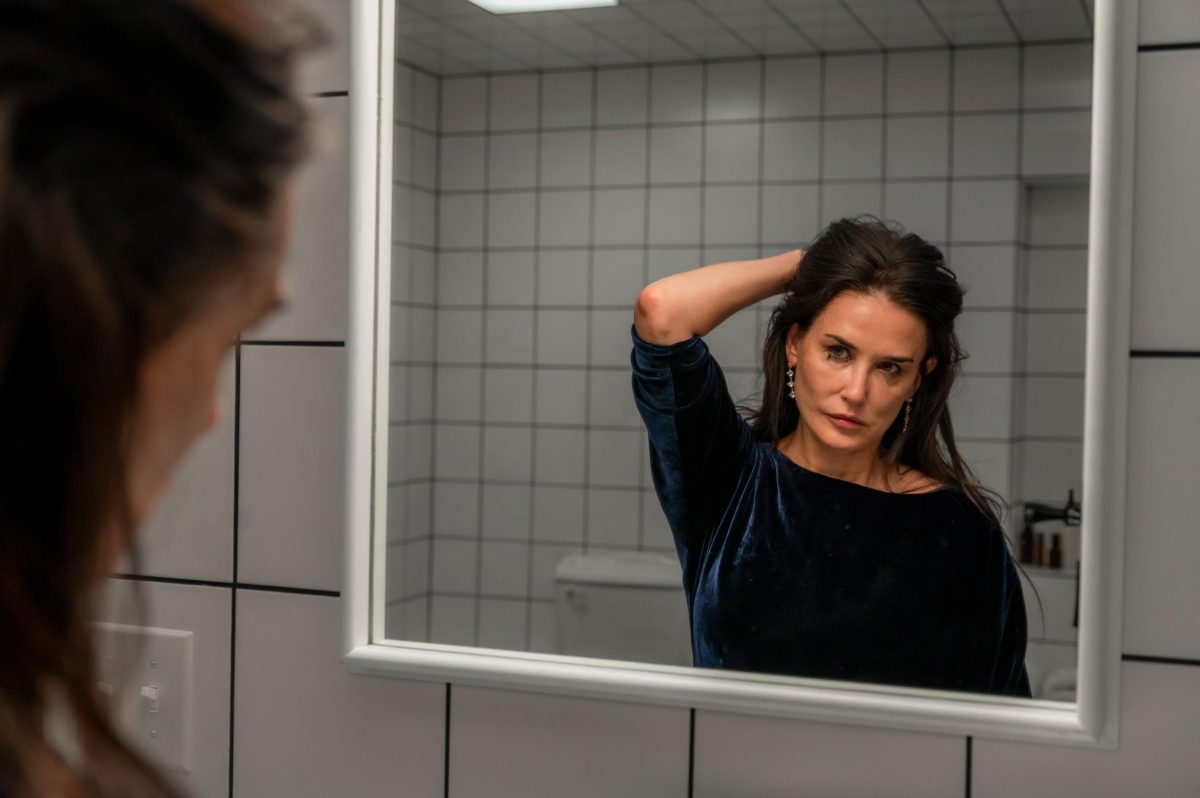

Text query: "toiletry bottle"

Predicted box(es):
[1035, 532, 1046, 566]
[1050, 533, 1063, 569]
[1020, 524, 1035, 564]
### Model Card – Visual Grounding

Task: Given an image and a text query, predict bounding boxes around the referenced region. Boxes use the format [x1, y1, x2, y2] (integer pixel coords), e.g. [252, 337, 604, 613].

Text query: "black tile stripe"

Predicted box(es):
[444, 684, 452, 798]
[965, 736, 973, 798]
[112, 573, 340, 598]
[1130, 350, 1200, 359]
[229, 342, 242, 798]
[1123, 654, 1200, 668]
[311, 90, 349, 98]
[687, 708, 696, 798]
[240, 339, 345, 347]
[1139, 42, 1200, 53]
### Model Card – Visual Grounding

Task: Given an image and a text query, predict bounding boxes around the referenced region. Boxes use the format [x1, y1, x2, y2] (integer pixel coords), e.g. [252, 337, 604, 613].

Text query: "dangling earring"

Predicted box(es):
[786, 366, 795, 399]
[902, 399, 912, 434]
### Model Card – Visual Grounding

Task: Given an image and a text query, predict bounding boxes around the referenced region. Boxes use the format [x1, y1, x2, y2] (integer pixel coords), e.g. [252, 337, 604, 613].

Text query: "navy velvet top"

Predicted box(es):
[630, 328, 1032, 698]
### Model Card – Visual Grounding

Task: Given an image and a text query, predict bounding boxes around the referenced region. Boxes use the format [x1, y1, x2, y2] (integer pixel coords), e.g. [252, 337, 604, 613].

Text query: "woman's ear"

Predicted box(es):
[785, 323, 801, 365]
[913, 355, 938, 393]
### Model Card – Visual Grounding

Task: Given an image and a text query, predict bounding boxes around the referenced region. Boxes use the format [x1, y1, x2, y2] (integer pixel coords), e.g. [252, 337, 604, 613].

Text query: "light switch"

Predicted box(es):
[92, 622, 194, 773]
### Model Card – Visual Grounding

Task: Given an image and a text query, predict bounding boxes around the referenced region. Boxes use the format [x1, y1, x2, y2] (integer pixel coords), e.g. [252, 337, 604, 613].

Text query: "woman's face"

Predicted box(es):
[785, 290, 936, 457]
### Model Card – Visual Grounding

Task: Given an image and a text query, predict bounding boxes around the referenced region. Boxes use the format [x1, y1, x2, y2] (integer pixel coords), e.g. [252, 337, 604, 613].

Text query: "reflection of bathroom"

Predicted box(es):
[385, 39, 1091, 698]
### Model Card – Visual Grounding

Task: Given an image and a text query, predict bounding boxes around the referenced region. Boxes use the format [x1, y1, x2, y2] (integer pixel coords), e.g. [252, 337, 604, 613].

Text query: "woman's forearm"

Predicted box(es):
[634, 249, 803, 344]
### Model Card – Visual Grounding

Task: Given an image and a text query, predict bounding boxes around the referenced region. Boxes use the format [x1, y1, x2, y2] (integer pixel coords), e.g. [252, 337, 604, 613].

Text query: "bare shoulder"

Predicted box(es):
[890, 466, 945, 495]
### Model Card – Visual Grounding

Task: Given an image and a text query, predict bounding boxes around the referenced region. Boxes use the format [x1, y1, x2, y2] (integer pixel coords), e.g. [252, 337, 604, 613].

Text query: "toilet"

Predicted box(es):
[553, 550, 692, 666]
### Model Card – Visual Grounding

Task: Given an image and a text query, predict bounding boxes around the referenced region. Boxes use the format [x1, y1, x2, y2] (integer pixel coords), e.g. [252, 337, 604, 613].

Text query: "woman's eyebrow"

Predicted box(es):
[823, 333, 915, 363]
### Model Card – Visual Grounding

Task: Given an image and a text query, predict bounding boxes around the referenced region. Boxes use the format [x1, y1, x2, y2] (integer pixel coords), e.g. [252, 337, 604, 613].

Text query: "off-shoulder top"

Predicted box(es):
[630, 327, 1032, 697]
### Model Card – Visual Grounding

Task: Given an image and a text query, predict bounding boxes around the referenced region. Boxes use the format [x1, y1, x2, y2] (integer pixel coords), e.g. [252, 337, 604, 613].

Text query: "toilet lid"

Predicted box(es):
[553, 551, 682, 588]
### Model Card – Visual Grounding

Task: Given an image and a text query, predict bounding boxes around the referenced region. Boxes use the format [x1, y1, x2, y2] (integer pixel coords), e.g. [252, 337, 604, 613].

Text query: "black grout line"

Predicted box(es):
[1123, 654, 1200, 668]
[687, 707, 696, 798]
[443, 684, 452, 798]
[228, 343, 242, 798]
[112, 573, 342, 598]
[310, 90, 349, 98]
[1130, 350, 1200, 359]
[965, 736, 973, 798]
[239, 339, 345, 347]
[1139, 42, 1200, 53]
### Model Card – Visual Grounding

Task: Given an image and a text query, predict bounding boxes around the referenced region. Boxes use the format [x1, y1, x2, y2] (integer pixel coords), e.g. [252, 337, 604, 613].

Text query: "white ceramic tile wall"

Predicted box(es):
[104, 8, 1200, 795]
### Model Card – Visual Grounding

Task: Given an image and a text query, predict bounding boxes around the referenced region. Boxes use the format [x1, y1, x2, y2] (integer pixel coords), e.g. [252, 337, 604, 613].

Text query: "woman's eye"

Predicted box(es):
[827, 346, 849, 361]
[879, 362, 901, 375]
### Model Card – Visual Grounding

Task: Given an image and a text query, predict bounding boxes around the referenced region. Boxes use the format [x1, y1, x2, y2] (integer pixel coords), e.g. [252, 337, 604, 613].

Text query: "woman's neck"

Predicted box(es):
[776, 426, 891, 491]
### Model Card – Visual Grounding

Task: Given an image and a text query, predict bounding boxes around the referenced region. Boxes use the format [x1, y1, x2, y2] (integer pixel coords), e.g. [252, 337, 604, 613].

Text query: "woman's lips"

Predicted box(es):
[826, 413, 865, 428]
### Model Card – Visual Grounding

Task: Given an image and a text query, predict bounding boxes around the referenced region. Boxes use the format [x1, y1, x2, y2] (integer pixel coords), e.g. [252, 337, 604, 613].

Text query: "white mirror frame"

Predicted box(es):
[343, 0, 1138, 746]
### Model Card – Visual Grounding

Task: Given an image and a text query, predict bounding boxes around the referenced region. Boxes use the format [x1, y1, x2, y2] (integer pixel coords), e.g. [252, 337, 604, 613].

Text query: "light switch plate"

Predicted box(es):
[93, 622, 194, 773]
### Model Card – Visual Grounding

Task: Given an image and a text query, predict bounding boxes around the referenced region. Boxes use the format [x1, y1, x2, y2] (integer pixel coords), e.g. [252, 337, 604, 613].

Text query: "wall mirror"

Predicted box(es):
[346, 0, 1136, 745]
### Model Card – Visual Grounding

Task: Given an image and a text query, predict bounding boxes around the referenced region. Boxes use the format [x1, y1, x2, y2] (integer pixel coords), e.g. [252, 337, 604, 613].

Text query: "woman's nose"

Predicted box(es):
[840, 367, 868, 403]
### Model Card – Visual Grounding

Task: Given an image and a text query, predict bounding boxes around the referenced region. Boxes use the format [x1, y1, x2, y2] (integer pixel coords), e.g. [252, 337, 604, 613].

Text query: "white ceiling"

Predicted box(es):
[395, 0, 1094, 75]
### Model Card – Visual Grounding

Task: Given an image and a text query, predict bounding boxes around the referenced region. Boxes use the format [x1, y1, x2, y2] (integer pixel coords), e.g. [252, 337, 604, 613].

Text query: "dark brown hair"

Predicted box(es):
[0, 0, 317, 794]
[749, 216, 1000, 524]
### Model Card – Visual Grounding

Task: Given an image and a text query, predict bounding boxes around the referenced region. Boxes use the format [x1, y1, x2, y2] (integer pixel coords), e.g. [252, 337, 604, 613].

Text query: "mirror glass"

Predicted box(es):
[384, 0, 1092, 703]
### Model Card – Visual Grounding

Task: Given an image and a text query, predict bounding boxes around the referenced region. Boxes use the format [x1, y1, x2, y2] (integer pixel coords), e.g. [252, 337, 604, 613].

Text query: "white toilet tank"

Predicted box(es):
[553, 551, 691, 666]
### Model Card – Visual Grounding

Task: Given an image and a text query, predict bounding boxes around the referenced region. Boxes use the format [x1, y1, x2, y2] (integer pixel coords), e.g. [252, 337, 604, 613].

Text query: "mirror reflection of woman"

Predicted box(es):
[631, 218, 1032, 697]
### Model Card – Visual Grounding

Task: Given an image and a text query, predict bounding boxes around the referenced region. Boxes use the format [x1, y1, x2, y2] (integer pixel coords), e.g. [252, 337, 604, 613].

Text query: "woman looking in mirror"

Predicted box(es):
[0, 0, 315, 794]
[631, 217, 1031, 698]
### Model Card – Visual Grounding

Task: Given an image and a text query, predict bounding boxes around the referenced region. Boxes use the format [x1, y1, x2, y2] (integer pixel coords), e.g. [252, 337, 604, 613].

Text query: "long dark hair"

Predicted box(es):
[749, 217, 1001, 527]
[0, 1, 316, 794]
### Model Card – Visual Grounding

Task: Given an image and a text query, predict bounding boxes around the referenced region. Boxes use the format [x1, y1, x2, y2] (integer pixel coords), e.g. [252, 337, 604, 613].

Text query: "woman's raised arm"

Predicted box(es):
[633, 249, 804, 345]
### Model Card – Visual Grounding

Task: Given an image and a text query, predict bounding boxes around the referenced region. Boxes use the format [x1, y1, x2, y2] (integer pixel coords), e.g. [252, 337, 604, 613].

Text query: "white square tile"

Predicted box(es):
[412, 130, 437, 190]
[535, 428, 586, 485]
[649, 126, 703, 184]
[485, 309, 536, 363]
[477, 599, 529, 650]
[822, 118, 883, 179]
[706, 59, 761, 121]
[483, 425, 533, 482]
[449, 686, 689, 798]
[952, 245, 1018, 308]
[824, 52, 884, 115]
[413, 71, 438, 131]
[481, 483, 532, 540]
[650, 63, 703, 124]
[590, 308, 635, 367]
[587, 429, 641, 487]
[528, 601, 558, 653]
[95, 581, 231, 798]
[704, 122, 760, 182]
[535, 369, 588, 424]
[950, 179, 1019, 242]
[820, 182, 883, 228]
[233, 591, 444, 797]
[411, 189, 436, 249]
[595, 66, 649, 125]
[250, 97, 348, 342]
[392, 121, 413, 185]
[443, 76, 488, 133]
[430, 595, 477, 646]
[136, 357, 235, 582]
[648, 187, 702, 245]
[693, 711, 964, 798]
[593, 250, 647, 306]
[1132, 50, 1200, 349]
[595, 127, 648, 186]
[703, 309, 758, 371]
[1026, 182, 1089, 246]
[487, 192, 537, 250]
[1023, 312, 1086, 373]
[533, 487, 586, 542]
[483, 368, 535, 423]
[434, 424, 481, 481]
[435, 367, 482, 423]
[539, 189, 591, 247]
[440, 135, 485, 191]
[647, 247, 701, 283]
[589, 369, 640, 427]
[1021, 111, 1091, 178]
[489, 133, 537, 190]
[542, 69, 593, 128]
[1139, 0, 1200, 45]
[587, 487, 641, 548]
[490, 73, 539, 131]
[436, 308, 483, 364]
[238, 346, 344, 591]
[948, 374, 1013, 439]
[886, 115, 949, 179]
[1019, 440, 1082, 503]
[952, 113, 1019, 177]
[887, 50, 950, 113]
[884, 181, 948, 242]
[1022, 571, 1079, 645]
[704, 185, 759, 246]
[433, 537, 479, 594]
[1025, 247, 1088, 309]
[434, 481, 480, 538]
[973, 662, 1200, 796]
[1023, 43, 1092, 109]
[761, 184, 820, 245]
[437, 252, 484, 307]
[400, 538, 432, 599]
[1124, 359, 1200, 659]
[1020, 375, 1085, 439]
[536, 309, 588, 365]
[487, 251, 537, 305]
[534, 249, 586, 306]
[953, 47, 1020, 112]
[594, 188, 647, 246]
[762, 120, 820, 181]
[957, 440, 1012, 501]
[764, 56, 821, 119]
[956, 310, 1016, 373]
[394, 62, 413, 125]
[540, 130, 593, 188]
[438, 193, 484, 249]
[479, 541, 530, 599]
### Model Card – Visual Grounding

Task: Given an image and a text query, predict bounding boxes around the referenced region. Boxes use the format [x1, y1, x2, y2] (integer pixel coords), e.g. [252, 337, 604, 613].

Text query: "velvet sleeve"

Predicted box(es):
[991, 555, 1034, 697]
[629, 326, 755, 586]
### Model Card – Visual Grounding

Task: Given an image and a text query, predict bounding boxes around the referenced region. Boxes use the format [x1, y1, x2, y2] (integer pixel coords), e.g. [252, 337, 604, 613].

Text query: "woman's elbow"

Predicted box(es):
[634, 283, 679, 343]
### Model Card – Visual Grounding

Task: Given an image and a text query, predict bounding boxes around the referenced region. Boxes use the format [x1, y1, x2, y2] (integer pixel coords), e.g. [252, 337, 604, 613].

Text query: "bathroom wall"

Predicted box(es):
[99, 1, 1200, 795]
[385, 41, 1093, 652]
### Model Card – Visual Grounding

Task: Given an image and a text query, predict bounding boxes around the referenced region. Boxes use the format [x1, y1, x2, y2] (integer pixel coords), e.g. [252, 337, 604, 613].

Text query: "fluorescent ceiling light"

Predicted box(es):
[467, 0, 618, 13]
